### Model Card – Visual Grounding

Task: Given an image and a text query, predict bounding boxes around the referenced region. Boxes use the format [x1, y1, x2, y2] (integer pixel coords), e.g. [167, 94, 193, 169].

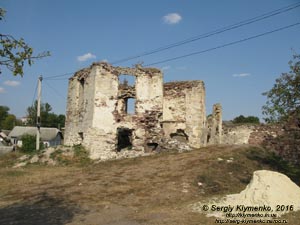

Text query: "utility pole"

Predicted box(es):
[36, 75, 43, 151]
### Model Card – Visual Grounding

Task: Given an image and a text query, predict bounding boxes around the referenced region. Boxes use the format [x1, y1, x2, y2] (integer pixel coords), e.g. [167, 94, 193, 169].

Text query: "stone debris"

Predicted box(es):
[18, 154, 30, 162]
[13, 146, 74, 167]
[12, 140, 195, 168]
[181, 182, 190, 193]
[95, 149, 153, 162]
[197, 182, 203, 187]
[226, 157, 234, 163]
[191, 170, 300, 218]
[163, 139, 192, 152]
[12, 161, 27, 168]
[29, 155, 39, 164]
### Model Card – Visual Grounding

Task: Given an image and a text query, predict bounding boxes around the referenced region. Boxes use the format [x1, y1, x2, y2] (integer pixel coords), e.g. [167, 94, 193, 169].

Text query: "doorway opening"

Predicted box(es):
[117, 127, 133, 151]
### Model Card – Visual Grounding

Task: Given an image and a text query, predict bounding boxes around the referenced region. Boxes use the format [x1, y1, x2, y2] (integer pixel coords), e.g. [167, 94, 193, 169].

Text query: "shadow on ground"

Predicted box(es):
[0, 192, 78, 225]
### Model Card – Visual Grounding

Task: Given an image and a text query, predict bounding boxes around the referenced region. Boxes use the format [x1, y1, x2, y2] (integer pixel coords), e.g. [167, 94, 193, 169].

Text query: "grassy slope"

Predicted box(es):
[0, 145, 299, 225]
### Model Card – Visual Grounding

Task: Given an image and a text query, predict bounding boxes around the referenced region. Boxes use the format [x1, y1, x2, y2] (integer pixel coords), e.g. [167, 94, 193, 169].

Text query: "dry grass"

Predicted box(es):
[0, 145, 299, 225]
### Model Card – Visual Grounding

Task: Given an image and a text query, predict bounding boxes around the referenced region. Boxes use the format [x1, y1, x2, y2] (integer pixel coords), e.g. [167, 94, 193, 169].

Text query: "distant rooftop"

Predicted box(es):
[9, 126, 63, 141]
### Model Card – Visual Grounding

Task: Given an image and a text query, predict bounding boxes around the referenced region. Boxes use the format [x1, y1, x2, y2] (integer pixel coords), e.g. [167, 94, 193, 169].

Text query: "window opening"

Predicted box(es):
[126, 98, 136, 115]
[119, 74, 135, 87]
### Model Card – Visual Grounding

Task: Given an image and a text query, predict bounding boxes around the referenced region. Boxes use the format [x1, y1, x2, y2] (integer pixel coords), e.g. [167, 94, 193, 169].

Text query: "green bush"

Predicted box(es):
[21, 134, 44, 153]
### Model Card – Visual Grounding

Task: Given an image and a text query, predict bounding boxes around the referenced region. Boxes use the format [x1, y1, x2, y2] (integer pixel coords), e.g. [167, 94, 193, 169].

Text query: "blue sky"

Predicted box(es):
[1, 0, 300, 121]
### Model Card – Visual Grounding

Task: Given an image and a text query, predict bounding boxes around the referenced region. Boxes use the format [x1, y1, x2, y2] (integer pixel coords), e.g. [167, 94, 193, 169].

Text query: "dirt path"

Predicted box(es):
[0, 146, 299, 224]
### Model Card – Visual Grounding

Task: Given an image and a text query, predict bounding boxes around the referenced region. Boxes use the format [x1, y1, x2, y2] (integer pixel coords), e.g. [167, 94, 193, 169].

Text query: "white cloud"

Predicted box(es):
[77, 53, 96, 62]
[4, 80, 20, 87]
[0, 87, 5, 93]
[232, 73, 251, 77]
[163, 13, 182, 24]
[101, 59, 108, 62]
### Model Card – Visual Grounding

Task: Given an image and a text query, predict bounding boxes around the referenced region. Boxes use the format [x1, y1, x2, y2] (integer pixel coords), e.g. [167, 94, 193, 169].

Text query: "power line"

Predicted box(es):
[43, 80, 66, 100]
[145, 22, 300, 66]
[44, 77, 69, 81]
[40, 2, 300, 79]
[43, 72, 74, 80]
[111, 2, 300, 65]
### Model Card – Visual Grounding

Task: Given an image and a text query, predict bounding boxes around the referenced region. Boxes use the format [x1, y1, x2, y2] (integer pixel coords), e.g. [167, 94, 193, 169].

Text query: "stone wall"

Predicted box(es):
[64, 68, 91, 146]
[248, 125, 283, 145]
[222, 122, 300, 166]
[87, 65, 119, 159]
[64, 63, 165, 159]
[162, 81, 206, 148]
[221, 123, 282, 146]
[221, 124, 253, 145]
[249, 125, 300, 166]
[134, 70, 164, 151]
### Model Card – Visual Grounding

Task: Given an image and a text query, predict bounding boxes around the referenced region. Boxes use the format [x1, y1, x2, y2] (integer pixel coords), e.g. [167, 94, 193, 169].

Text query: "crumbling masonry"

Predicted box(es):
[64, 62, 222, 159]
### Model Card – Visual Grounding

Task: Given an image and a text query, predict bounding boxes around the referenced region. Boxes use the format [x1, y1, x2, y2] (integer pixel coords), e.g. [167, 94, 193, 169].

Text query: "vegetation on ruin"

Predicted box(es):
[49, 145, 91, 166]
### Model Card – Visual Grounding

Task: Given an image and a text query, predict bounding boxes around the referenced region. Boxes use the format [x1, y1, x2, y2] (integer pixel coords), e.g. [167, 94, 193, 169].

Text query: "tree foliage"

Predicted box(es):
[232, 115, 260, 124]
[262, 54, 300, 123]
[0, 105, 9, 125]
[27, 101, 65, 128]
[0, 105, 22, 130]
[2, 114, 17, 130]
[0, 8, 50, 76]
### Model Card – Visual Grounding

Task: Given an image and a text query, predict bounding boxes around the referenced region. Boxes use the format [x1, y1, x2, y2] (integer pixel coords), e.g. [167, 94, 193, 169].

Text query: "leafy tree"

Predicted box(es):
[0, 105, 9, 126]
[27, 101, 65, 128]
[46, 113, 58, 127]
[262, 54, 300, 123]
[0, 8, 50, 76]
[232, 115, 260, 124]
[1, 114, 21, 130]
[27, 101, 52, 126]
[0, 105, 21, 130]
[57, 114, 66, 128]
[46, 113, 65, 128]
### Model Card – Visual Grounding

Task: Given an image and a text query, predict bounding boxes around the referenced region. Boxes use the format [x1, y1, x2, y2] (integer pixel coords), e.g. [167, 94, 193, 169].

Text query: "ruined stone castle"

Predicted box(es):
[64, 62, 222, 159]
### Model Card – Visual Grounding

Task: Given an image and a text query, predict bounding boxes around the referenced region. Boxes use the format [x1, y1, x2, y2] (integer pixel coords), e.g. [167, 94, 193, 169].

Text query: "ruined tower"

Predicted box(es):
[64, 62, 219, 159]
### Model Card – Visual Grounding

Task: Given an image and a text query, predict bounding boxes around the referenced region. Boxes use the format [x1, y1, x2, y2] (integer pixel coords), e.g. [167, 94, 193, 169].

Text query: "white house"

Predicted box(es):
[9, 126, 63, 148]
